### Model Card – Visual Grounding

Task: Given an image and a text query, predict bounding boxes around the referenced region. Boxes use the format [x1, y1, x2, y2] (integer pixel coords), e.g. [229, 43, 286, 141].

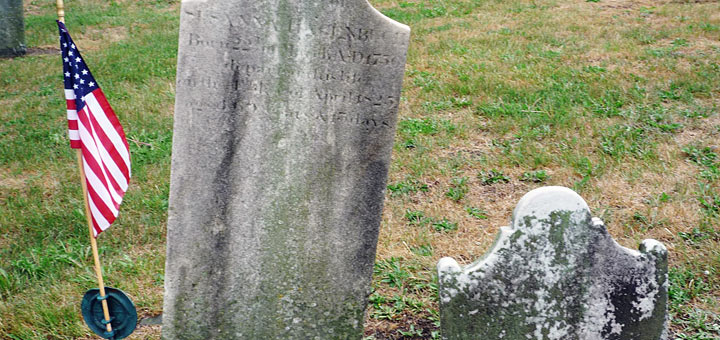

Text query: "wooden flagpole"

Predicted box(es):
[77, 151, 114, 336]
[56, 0, 64, 23]
[57, 0, 114, 336]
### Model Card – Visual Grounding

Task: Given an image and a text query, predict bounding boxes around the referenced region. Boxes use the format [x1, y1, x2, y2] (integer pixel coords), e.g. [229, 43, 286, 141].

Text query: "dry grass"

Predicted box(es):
[370, 0, 719, 337]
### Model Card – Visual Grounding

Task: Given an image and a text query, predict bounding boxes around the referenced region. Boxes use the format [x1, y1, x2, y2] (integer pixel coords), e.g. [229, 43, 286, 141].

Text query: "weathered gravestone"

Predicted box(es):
[163, 0, 410, 339]
[438, 186, 668, 340]
[0, 0, 25, 57]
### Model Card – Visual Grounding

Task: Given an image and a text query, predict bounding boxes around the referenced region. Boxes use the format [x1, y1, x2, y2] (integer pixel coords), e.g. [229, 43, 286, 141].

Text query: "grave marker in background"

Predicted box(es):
[0, 0, 25, 57]
[162, 0, 410, 339]
[438, 186, 668, 340]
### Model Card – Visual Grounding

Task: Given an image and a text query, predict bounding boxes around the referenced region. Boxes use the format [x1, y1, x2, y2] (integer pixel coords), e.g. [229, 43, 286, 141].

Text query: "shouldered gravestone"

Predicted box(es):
[438, 186, 668, 340]
[0, 0, 25, 57]
[163, 0, 410, 339]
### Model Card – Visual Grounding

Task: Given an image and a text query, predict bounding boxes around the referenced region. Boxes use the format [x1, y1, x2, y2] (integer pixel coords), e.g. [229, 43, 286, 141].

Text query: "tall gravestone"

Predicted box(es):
[0, 0, 25, 57]
[163, 0, 410, 339]
[438, 186, 668, 340]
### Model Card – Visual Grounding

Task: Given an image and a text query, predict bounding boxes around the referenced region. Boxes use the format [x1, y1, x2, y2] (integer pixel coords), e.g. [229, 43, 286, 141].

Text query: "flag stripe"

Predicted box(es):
[85, 100, 129, 187]
[87, 195, 110, 236]
[86, 178, 116, 225]
[78, 109, 121, 213]
[66, 94, 79, 146]
[84, 113, 125, 205]
[91, 91, 131, 175]
[82, 140, 121, 214]
[85, 92, 131, 173]
[85, 93, 130, 185]
[90, 216, 103, 237]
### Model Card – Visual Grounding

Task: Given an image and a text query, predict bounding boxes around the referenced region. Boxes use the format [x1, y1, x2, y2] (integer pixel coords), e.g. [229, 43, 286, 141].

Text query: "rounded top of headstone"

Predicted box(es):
[363, 0, 411, 32]
[511, 186, 590, 229]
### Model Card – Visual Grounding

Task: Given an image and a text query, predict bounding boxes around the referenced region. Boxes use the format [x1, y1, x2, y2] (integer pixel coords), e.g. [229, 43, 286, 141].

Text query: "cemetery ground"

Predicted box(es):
[0, 0, 718, 338]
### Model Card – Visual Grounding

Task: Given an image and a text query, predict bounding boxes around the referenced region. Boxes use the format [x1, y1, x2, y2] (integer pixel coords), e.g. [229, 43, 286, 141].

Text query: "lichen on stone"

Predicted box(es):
[437, 186, 668, 340]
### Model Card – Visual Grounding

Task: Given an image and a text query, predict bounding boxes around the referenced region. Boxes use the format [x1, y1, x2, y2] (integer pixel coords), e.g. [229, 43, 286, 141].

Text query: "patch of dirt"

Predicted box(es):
[128, 322, 162, 340]
[0, 170, 28, 190]
[597, 0, 667, 10]
[675, 115, 720, 146]
[24, 3, 45, 16]
[0, 47, 61, 59]
[77, 314, 162, 340]
[669, 0, 720, 3]
[74, 26, 129, 51]
[365, 312, 439, 340]
[26, 47, 60, 56]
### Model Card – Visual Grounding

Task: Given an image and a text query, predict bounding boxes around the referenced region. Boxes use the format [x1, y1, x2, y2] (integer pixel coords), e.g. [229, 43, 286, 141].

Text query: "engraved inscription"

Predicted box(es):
[185, 95, 391, 131]
[313, 47, 402, 66]
[279, 110, 392, 130]
[314, 89, 396, 108]
[186, 34, 402, 67]
[178, 7, 407, 134]
[188, 33, 256, 51]
[313, 67, 369, 85]
[182, 10, 409, 45]
[181, 76, 269, 93]
[224, 60, 269, 77]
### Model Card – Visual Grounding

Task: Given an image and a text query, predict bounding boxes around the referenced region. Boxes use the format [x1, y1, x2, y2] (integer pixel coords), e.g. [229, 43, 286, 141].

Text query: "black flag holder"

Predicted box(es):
[81, 287, 137, 339]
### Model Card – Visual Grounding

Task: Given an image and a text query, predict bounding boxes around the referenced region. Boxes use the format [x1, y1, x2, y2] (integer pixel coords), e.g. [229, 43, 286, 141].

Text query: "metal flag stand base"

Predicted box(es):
[81, 287, 138, 339]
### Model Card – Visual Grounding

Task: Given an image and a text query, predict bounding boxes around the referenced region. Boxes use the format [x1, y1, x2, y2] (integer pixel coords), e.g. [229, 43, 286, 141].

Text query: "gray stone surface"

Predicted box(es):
[0, 0, 25, 57]
[438, 186, 668, 340]
[162, 0, 410, 339]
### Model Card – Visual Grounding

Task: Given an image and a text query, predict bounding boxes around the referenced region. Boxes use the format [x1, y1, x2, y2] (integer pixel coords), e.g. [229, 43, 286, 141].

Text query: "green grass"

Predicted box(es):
[387, 178, 429, 196]
[2, 0, 720, 339]
[445, 176, 469, 201]
[478, 169, 510, 185]
[520, 169, 548, 183]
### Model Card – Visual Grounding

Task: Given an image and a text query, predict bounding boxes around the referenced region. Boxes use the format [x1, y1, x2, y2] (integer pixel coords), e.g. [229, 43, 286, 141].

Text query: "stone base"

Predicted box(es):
[0, 45, 26, 58]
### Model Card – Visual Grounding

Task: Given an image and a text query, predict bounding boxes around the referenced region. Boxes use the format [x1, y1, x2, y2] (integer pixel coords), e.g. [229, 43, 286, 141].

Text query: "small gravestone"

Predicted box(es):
[162, 0, 410, 339]
[0, 0, 25, 57]
[438, 186, 668, 340]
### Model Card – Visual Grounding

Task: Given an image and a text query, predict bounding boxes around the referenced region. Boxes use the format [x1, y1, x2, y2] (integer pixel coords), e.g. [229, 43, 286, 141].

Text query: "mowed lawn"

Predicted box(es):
[1, 0, 718, 339]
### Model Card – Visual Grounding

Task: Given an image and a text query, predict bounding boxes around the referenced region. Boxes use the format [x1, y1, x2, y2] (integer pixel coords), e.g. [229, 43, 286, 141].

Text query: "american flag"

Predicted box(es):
[58, 21, 131, 237]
